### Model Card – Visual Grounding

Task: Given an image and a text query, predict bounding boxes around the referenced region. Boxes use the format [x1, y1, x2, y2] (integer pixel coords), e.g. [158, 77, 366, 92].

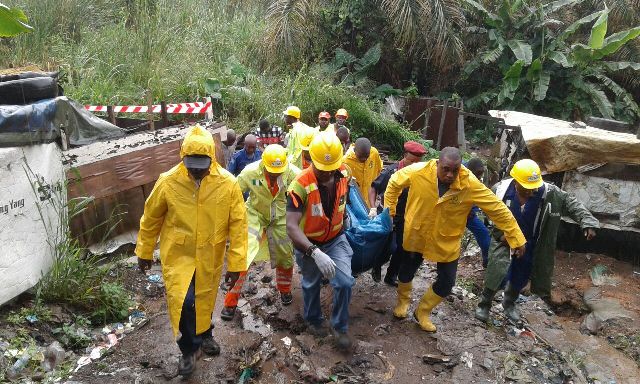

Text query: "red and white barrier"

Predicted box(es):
[84, 101, 212, 114]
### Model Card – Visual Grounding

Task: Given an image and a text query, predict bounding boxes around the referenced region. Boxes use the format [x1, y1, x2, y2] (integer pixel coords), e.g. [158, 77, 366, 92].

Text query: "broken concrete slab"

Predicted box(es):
[526, 311, 640, 382]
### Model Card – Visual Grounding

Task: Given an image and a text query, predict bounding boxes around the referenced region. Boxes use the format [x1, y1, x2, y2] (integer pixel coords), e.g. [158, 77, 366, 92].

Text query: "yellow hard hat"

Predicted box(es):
[309, 131, 343, 171]
[510, 159, 543, 189]
[336, 108, 348, 118]
[299, 128, 318, 151]
[262, 144, 288, 173]
[283, 106, 301, 119]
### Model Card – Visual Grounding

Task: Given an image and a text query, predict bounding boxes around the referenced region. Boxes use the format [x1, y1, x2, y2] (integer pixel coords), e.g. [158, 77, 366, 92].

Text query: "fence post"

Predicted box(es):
[436, 100, 448, 150]
[107, 105, 116, 125]
[146, 90, 154, 131]
[457, 100, 466, 153]
[160, 101, 169, 128]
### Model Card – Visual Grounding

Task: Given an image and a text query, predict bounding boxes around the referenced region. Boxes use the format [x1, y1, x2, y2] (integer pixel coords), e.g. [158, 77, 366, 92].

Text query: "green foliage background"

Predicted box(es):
[1, 0, 639, 147]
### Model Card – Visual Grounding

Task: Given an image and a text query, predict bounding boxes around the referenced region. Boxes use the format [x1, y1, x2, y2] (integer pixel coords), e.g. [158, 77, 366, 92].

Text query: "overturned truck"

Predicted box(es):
[489, 110, 640, 266]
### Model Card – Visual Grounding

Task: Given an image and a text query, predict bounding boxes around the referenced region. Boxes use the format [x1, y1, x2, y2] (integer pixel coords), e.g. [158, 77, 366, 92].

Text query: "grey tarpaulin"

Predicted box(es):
[0, 96, 125, 147]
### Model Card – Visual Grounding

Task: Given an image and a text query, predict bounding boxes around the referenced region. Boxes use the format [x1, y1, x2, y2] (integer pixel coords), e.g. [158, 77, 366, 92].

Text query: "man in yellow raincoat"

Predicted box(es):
[384, 147, 525, 333]
[135, 125, 248, 376]
[220, 144, 301, 320]
[343, 137, 383, 209]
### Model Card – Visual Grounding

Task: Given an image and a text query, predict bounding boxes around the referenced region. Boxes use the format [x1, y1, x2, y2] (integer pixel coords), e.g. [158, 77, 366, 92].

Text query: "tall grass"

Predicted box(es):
[1, 0, 421, 153]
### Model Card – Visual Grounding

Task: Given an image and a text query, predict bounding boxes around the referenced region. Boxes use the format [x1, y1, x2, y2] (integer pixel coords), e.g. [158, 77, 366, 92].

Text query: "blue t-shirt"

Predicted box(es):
[227, 148, 263, 176]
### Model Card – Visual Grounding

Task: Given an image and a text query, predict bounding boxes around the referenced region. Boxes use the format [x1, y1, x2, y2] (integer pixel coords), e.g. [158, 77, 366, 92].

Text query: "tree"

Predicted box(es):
[460, 0, 640, 123]
[0, 3, 33, 37]
[261, 0, 468, 79]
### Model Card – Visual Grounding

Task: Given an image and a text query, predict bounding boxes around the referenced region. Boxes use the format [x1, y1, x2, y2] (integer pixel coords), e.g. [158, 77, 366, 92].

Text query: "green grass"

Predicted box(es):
[1, 0, 421, 154]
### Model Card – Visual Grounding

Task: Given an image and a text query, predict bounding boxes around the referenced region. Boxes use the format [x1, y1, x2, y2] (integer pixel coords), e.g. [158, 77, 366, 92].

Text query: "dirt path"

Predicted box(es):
[64, 249, 640, 383]
[2, 248, 634, 382]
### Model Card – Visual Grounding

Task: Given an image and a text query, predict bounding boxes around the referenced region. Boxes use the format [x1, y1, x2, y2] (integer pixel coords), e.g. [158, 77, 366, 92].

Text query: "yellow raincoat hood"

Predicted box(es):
[180, 125, 216, 161]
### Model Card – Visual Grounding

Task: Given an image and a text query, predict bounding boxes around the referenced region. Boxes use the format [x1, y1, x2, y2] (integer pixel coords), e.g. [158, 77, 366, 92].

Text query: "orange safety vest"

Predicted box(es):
[289, 165, 349, 243]
[302, 156, 311, 170]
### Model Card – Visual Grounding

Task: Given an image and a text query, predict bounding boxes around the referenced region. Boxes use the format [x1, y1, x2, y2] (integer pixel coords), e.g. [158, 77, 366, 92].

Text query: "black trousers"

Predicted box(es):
[384, 222, 407, 278]
[177, 276, 213, 355]
[397, 252, 459, 297]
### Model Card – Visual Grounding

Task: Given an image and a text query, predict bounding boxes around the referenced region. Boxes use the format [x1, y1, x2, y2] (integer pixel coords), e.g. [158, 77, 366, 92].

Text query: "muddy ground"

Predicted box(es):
[2, 246, 640, 383]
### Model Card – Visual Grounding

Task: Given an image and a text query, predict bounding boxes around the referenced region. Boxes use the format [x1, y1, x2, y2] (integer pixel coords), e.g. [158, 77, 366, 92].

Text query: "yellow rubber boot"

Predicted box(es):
[393, 282, 412, 319]
[413, 288, 443, 332]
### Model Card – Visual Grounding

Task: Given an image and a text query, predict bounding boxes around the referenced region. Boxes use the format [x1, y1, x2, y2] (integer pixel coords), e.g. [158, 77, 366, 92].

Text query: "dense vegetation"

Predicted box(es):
[1, 0, 639, 143]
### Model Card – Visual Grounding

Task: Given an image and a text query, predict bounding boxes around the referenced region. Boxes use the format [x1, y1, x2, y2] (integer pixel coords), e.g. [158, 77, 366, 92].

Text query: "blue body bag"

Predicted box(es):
[345, 183, 394, 274]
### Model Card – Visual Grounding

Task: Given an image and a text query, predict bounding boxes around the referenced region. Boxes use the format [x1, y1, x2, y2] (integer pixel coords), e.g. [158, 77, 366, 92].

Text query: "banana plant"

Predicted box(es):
[461, 0, 640, 122]
[0, 3, 33, 37]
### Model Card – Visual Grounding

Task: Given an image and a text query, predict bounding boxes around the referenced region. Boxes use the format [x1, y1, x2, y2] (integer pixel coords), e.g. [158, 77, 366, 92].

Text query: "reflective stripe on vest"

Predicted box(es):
[294, 166, 348, 243]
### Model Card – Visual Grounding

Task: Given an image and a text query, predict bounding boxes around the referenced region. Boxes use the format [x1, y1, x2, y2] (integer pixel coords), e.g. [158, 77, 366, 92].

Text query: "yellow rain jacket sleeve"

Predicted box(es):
[286, 121, 313, 168]
[134, 125, 248, 337]
[343, 146, 383, 208]
[384, 160, 524, 262]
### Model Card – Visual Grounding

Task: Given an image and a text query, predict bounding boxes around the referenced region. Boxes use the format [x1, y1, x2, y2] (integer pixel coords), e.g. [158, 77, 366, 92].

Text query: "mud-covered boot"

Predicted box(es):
[502, 283, 521, 322]
[220, 306, 236, 321]
[474, 288, 496, 322]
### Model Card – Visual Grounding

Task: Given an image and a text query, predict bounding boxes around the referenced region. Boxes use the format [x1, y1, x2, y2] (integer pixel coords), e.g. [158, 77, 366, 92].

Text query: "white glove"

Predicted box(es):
[368, 207, 378, 219]
[311, 248, 336, 279]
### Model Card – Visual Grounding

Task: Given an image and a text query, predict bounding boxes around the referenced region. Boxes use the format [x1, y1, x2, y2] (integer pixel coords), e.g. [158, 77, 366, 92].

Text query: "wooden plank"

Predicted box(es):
[70, 186, 147, 245]
[142, 181, 156, 199]
[67, 140, 182, 199]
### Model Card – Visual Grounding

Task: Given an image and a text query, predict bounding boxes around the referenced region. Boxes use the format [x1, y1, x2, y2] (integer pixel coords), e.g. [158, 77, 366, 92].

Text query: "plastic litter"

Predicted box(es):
[25, 315, 38, 323]
[148, 274, 162, 283]
[114, 323, 125, 335]
[7, 350, 31, 378]
[281, 337, 292, 348]
[461, 352, 473, 369]
[42, 341, 65, 372]
[89, 346, 105, 360]
[590, 264, 619, 286]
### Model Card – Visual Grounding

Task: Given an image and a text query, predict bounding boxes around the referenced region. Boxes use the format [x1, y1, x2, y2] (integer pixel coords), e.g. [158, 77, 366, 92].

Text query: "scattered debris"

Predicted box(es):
[364, 303, 387, 314]
[422, 354, 454, 365]
[147, 274, 162, 284]
[590, 264, 620, 286]
[42, 341, 65, 371]
[373, 323, 391, 336]
[460, 351, 473, 369]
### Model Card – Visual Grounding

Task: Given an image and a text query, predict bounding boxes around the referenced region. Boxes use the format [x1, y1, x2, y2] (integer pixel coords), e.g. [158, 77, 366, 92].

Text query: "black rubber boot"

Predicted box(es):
[178, 353, 196, 376]
[201, 334, 220, 356]
[220, 306, 236, 321]
[280, 292, 293, 306]
[502, 283, 521, 322]
[371, 266, 382, 282]
[331, 328, 353, 351]
[474, 288, 496, 322]
[383, 272, 398, 287]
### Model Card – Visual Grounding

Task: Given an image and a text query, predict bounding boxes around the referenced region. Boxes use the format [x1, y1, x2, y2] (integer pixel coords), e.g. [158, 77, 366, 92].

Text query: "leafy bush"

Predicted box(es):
[460, 0, 640, 123]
